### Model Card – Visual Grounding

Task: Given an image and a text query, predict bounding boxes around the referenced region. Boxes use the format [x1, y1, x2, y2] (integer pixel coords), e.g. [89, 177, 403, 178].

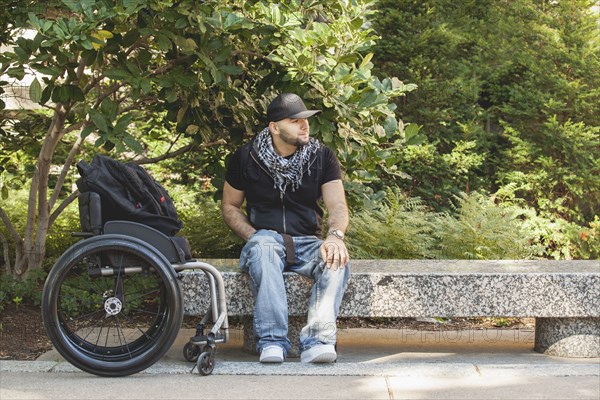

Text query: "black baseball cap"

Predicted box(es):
[267, 93, 321, 123]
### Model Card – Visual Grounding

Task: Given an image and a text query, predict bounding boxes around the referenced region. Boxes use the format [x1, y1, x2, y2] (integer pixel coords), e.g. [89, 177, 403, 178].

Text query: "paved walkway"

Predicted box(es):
[2, 328, 599, 399]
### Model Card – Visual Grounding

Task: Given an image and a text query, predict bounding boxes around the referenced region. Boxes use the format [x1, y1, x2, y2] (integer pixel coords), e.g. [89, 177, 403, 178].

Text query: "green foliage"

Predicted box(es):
[1, 0, 415, 182]
[44, 200, 81, 264]
[175, 190, 244, 258]
[0, 269, 46, 312]
[347, 189, 435, 259]
[347, 189, 547, 260]
[498, 117, 599, 224]
[1, 0, 415, 277]
[392, 138, 487, 207]
[0, 184, 80, 266]
[372, 0, 600, 228]
[573, 216, 600, 260]
[433, 192, 544, 260]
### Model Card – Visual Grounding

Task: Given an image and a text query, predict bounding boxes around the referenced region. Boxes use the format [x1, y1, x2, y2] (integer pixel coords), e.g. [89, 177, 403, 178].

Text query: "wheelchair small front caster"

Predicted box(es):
[197, 351, 215, 376]
[183, 342, 201, 362]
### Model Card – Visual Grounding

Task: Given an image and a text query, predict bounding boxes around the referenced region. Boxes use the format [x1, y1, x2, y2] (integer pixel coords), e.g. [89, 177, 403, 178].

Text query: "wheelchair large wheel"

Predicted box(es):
[42, 234, 183, 377]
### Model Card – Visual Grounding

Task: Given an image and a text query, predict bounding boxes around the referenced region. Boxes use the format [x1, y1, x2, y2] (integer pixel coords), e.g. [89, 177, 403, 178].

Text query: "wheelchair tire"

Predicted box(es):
[42, 234, 183, 377]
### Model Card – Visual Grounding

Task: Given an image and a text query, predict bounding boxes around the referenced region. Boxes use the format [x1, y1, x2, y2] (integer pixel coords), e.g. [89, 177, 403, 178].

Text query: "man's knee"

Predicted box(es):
[244, 231, 285, 265]
[321, 262, 351, 287]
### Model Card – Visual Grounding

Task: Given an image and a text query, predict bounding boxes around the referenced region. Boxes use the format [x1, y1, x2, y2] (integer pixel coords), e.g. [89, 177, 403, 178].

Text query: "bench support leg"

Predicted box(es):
[242, 316, 304, 358]
[534, 317, 599, 357]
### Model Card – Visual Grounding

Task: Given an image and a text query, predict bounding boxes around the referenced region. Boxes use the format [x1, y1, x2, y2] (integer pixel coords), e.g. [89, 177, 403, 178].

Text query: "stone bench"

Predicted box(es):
[178, 259, 600, 358]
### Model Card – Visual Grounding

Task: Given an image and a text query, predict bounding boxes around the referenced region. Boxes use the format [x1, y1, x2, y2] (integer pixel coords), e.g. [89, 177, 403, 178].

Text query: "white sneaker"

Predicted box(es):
[260, 346, 284, 363]
[300, 344, 337, 363]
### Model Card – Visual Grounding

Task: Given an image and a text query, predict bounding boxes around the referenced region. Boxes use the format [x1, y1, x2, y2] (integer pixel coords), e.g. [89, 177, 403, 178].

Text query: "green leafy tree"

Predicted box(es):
[0, 0, 415, 278]
[372, 0, 599, 225]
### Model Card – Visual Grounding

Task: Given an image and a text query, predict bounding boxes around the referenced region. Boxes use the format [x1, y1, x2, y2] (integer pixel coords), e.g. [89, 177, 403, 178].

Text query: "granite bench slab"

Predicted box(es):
[178, 259, 600, 358]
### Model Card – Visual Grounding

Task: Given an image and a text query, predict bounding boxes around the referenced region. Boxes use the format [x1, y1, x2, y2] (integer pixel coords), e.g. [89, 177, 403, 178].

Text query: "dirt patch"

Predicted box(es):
[0, 303, 534, 361]
[337, 316, 535, 331]
[0, 303, 54, 361]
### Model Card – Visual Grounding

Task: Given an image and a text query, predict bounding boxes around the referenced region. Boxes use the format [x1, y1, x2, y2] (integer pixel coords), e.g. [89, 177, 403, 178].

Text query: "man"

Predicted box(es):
[221, 93, 350, 364]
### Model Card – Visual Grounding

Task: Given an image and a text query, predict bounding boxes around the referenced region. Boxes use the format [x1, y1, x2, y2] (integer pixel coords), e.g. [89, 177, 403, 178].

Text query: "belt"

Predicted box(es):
[281, 233, 297, 265]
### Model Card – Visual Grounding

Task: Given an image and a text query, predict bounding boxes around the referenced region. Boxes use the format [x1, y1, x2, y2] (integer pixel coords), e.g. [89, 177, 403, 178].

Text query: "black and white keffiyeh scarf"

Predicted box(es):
[253, 127, 320, 196]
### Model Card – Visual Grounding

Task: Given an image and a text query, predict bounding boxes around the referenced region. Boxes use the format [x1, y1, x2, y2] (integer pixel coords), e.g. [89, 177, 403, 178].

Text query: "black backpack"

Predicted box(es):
[76, 155, 183, 236]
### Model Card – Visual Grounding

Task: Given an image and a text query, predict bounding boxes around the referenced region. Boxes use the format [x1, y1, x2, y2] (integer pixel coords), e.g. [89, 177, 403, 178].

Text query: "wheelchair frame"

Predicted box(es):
[41, 192, 229, 376]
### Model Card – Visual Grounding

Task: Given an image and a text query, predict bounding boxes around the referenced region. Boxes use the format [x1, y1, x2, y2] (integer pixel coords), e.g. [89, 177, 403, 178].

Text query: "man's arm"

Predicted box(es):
[320, 179, 349, 270]
[221, 181, 257, 241]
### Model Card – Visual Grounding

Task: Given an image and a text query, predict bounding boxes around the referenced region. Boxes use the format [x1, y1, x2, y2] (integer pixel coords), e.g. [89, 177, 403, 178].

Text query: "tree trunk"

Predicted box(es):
[17, 105, 69, 278]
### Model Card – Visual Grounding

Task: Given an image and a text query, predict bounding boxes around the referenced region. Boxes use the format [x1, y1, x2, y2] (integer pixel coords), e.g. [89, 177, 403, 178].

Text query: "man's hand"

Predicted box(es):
[320, 236, 349, 270]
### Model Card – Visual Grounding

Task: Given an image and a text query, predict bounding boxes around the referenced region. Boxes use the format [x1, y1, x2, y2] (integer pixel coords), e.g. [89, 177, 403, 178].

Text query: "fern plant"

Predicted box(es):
[347, 189, 436, 259]
[432, 192, 544, 260]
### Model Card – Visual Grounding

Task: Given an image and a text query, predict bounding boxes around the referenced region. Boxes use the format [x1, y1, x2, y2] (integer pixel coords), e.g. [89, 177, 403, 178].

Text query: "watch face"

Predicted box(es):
[332, 229, 344, 239]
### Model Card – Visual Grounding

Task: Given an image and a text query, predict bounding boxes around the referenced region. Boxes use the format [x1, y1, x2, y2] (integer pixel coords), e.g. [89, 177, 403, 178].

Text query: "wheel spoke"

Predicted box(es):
[42, 237, 183, 376]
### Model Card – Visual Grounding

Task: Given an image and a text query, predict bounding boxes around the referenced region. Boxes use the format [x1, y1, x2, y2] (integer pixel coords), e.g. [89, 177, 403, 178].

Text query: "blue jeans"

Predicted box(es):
[239, 229, 350, 356]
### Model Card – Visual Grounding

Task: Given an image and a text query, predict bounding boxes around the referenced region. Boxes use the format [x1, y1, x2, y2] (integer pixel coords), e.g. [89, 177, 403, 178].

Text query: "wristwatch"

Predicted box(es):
[327, 229, 345, 241]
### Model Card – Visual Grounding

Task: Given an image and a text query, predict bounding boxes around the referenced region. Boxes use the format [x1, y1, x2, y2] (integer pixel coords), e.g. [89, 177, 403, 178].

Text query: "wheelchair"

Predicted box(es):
[41, 192, 229, 377]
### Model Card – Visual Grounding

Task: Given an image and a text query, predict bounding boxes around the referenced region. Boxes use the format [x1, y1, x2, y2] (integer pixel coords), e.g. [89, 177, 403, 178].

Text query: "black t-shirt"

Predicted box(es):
[225, 142, 342, 236]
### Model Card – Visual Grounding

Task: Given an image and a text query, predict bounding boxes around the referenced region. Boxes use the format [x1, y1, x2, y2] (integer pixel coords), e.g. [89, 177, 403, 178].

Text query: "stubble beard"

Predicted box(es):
[280, 129, 310, 147]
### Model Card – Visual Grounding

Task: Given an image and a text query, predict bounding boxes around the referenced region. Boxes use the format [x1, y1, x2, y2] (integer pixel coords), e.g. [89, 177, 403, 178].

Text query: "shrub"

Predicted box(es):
[177, 195, 244, 259]
[432, 192, 544, 259]
[44, 202, 81, 268]
[347, 189, 436, 259]
[0, 268, 46, 312]
[572, 216, 600, 260]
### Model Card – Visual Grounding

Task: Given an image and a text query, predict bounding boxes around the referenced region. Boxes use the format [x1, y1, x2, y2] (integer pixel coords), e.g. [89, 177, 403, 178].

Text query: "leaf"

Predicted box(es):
[176, 74, 198, 87]
[14, 47, 28, 61]
[33, 65, 61, 77]
[123, 0, 141, 13]
[89, 109, 109, 132]
[155, 34, 172, 51]
[382, 115, 398, 137]
[40, 85, 52, 104]
[96, 30, 114, 39]
[176, 105, 188, 124]
[123, 29, 141, 47]
[122, 132, 143, 154]
[61, 0, 82, 13]
[139, 78, 152, 94]
[7, 67, 25, 80]
[360, 53, 374, 69]
[51, 86, 69, 103]
[104, 68, 132, 80]
[29, 78, 42, 103]
[80, 124, 95, 139]
[99, 98, 118, 119]
[338, 54, 358, 64]
[28, 13, 42, 30]
[404, 123, 421, 139]
[358, 90, 378, 108]
[220, 65, 242, 75]
[114, 114, 133, 133]
[68, 85, 85, 102]
[175, 17, 188, 29]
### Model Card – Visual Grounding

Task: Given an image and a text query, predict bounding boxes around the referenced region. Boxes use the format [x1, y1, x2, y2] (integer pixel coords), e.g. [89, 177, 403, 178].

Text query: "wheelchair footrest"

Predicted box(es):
[190, 332, 225, 345]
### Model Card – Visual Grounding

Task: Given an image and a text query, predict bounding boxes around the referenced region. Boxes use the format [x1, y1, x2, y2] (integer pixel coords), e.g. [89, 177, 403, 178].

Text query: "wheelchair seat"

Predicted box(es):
[78, 191, 192, 263]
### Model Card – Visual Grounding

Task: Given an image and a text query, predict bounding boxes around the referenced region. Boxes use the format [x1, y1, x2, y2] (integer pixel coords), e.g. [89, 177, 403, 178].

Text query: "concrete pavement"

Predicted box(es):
[2, 327, 599, 399]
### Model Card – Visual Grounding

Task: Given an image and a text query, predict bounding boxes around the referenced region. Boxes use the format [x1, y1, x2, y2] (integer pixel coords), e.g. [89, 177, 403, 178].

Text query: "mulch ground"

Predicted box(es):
[0, 303, 534, 361]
